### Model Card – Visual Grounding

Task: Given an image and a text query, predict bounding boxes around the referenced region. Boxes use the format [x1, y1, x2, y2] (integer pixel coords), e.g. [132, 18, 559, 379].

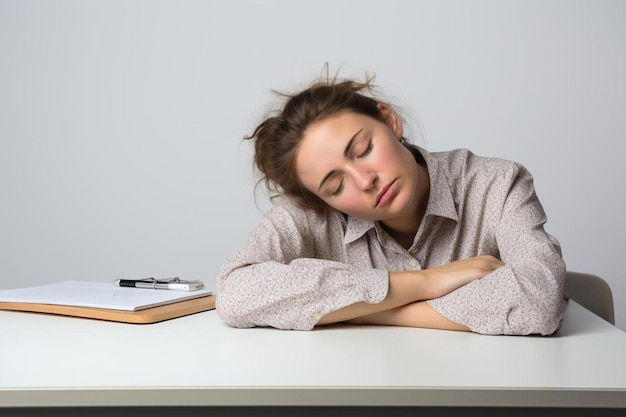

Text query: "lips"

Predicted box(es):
[375, 180, 397, 207]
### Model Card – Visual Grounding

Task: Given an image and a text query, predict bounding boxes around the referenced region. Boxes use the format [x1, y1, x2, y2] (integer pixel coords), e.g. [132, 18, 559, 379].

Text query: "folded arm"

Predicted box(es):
[317, 255, 505, 330]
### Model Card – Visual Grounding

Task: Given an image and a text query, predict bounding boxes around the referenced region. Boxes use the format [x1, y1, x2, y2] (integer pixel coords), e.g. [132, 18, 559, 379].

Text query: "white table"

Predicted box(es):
[1, 301, 625, 414]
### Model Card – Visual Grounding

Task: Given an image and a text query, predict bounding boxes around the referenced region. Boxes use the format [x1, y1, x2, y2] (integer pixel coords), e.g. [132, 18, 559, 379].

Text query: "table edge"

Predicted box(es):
[1, 386, 625, 408]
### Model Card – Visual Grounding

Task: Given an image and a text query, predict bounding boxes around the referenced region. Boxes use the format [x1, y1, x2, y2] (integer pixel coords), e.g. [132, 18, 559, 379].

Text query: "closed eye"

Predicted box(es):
[329, 177, 344, 196]
[356, 140, 373, 159]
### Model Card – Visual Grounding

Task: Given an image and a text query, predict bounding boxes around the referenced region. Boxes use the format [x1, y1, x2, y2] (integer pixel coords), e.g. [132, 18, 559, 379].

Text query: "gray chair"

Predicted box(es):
[565, 271, 615, 325]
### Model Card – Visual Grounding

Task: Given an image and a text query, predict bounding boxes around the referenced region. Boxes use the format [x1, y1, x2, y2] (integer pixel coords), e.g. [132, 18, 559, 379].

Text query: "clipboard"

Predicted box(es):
[0, 294, 216, 324]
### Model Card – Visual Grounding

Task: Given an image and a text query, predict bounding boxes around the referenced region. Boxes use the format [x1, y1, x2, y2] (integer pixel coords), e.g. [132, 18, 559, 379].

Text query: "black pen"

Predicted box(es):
[114, 278, 204, 291]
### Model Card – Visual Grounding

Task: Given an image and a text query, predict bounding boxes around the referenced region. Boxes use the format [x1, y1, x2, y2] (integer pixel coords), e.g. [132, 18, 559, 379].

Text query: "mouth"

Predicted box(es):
[375, 180, 397, 207]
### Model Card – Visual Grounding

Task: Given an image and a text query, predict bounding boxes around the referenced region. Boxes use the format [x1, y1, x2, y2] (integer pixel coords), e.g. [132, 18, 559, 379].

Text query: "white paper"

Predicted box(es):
[0, 281, 213, 311]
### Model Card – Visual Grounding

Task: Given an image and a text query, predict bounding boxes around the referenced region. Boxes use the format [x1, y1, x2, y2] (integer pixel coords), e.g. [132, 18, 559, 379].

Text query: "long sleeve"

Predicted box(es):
[215, 200, 389, 330]
[426, 159, 567, 335]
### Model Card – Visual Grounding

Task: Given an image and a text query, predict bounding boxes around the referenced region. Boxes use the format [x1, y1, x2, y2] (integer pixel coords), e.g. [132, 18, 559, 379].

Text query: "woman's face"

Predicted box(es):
[295, 106, 425, 225]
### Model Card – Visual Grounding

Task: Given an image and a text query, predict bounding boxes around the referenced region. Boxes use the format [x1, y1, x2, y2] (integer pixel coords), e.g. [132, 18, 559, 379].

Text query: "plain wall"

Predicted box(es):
[1, 0, 624, 330]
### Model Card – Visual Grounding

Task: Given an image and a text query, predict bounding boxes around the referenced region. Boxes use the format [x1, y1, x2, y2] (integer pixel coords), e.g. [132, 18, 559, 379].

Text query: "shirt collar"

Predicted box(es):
[342, 146, 459, 245]
[418, 146, 459, 223]
[343, 216, 375, 244]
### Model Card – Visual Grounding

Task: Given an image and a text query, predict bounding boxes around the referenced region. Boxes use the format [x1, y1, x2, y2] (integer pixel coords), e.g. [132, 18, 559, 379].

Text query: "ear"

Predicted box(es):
[377, 103, 404, 140]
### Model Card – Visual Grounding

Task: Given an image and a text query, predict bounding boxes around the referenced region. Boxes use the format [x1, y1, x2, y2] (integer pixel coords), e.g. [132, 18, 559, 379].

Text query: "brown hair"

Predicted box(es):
[245, 74, 393, 214]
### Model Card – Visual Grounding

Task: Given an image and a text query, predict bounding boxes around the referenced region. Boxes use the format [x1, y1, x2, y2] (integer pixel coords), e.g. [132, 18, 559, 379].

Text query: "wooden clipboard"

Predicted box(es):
[0, 294, 216, 324]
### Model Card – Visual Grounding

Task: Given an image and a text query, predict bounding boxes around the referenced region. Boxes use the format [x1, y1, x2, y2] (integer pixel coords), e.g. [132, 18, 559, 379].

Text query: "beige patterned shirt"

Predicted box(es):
[216, 147, 568, 335]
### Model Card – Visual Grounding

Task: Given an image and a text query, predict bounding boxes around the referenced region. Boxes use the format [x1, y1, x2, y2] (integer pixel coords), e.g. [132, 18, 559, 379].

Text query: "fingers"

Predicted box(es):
[424, 255, 505, 299]
[470, 255, 505, 275]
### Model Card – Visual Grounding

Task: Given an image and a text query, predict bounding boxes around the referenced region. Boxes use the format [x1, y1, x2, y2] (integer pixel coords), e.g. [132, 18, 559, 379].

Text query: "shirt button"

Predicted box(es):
[410, 259, 418, 267]
[314, 313, 321, 321]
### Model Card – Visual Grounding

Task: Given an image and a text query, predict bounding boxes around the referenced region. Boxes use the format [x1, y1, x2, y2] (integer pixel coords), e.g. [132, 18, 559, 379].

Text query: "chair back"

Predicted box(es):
[565, 271, 615, 325]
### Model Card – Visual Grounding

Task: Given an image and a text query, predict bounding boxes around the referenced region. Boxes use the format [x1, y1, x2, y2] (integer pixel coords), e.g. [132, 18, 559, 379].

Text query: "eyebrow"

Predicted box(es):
[317, 128, 364, 192]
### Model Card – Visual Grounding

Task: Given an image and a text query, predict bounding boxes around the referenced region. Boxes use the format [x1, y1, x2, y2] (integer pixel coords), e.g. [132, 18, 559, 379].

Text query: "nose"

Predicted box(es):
[352, 168, 377, 191]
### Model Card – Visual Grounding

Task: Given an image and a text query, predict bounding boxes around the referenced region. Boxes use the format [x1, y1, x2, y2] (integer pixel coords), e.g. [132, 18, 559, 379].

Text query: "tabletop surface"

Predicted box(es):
[1, 301, 625, 407]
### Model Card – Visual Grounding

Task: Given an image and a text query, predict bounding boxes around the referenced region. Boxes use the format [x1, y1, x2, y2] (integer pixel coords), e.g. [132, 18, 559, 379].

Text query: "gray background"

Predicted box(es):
[1, 0, 624, 330]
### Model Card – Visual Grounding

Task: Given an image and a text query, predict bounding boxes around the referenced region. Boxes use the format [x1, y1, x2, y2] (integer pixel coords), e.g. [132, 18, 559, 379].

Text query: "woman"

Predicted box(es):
[216, 74, 568, 335]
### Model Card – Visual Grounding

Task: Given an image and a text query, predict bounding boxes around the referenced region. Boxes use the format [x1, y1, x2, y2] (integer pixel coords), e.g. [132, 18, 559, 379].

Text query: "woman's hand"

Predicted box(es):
[422, 255, 505, 300]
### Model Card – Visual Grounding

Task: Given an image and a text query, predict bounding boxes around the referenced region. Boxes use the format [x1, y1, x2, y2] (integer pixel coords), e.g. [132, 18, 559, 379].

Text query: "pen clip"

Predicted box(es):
[133, 277, 182, 290]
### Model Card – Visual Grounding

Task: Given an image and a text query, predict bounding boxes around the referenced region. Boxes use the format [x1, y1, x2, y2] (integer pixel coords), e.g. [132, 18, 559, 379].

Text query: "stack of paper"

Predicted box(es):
[0, 281, 213, 311]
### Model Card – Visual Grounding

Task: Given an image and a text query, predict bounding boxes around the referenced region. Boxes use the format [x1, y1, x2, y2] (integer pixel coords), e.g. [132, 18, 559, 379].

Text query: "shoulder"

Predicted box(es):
[425, 148, 537, 207]
[251, 197, 349, 258]
[262, 196, 346, 235]
[430, 148, 528, 181]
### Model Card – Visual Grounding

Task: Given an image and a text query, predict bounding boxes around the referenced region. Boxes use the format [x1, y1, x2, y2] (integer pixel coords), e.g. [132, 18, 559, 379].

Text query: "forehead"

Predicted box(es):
[294, 111, 372, 188]
[304, 110, 371, 148]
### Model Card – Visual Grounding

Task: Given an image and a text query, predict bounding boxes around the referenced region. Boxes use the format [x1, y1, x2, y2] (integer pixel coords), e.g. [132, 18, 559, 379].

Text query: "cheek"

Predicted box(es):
[376, 142, 404, 165]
